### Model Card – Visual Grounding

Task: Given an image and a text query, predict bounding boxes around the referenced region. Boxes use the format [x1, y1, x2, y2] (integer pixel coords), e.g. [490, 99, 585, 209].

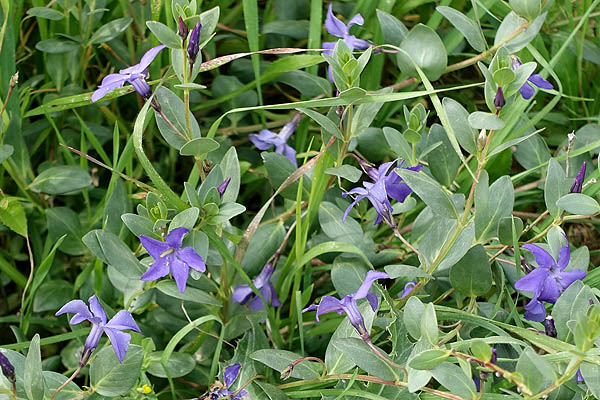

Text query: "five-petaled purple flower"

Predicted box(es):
[344, 160, 420, 226]
[510, 56, 553, 100]
[200, 363, 248, 400]
[140, 227, 206, 293]
[233, 261, 281, 311]
[91, 45, 166, 102]
[250, 114, 299, 166]
[303, 270, 389, 340]
[323, 4, 370, 81]
[515, 237, 586, 321]
[571, 162, 587, 193]
[56, 295, 140, 363]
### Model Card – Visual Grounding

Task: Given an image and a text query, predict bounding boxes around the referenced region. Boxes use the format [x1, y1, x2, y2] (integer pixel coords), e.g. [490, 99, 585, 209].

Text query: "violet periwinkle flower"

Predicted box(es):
[510, 56, 553, 100]
[217, 177, 231, 198]
[344, 160, 420, 226]
[187, 23, 202, 65]
[56, 295, 140, 363]
[233, 261, 281, 311]
[0, 352, 15, 384]
[323, 4, 370, 81]
[571, 162, 587, 193]
[401, 281, 417, 299]
[91, 45, 166, 103]
[140, 227, 206, 293]
[494, 87, 505, 109]
[178, 17, 189, 41]
[249, 115, 299, 166]
[201, 363, 248, 400]
[302, 271, 389, 341]
[515, 238, 586, 322]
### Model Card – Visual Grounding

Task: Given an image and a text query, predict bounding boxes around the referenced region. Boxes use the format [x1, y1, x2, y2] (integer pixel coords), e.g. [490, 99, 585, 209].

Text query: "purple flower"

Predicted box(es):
[187, 23, 202, 65]
[515, 238, 586, 321]
[571, 162, 587, 193]
[217, 177, 231, 198]
[511, 56, 553, 100]
[202, 363, 248, 400]
[56, 295, 140, 363]
[323, 4, 370, 81]
[232, 261, 281, 311]
[0, 352, 15, 384]
[344, 160, 420, 226]
[140, 227, 206, 293]
[91, 45, 166, 102]
[302, 271, 389, 340]
[494, 87, 505, 109]
[577, 368, 584, 383]
[401, 281, 417, 299]
[250, 116, 298, 166]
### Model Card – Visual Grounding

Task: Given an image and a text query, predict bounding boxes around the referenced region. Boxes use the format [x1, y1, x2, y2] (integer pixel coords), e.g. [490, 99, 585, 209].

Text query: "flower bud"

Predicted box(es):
[477, 129, 487, 151]
[217, 177, 231, 198]
[280, 364, 294, 380]
[570, 162, 586, 194]
[187, 23, 202, 65]
[494, 87, 505, 109]
[544, 315, 557, 338]
[0, 353, 15, 384]
[177, 17, 189, 41]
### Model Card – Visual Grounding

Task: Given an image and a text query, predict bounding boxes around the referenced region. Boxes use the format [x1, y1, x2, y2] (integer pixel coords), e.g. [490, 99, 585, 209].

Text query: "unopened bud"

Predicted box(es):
[187, 23, 202, 65]
[570, 162, 586, 193]
[217, 177, 231, 198]
[0, 352, 15, 384]
[477, 129, 487, 151]
[178, 17, 189, 41]
[544, 316, 557, 338]
[9, 72, 18, 89]
[280, 364, 294, 380]
[494, 87, 505, 109]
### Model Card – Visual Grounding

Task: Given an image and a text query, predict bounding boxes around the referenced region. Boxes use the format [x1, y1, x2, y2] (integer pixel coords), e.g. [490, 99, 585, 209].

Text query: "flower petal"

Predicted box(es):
[91, 74, 127, 102]
[528, 73, 553, 90]
[232, 284, 254, 304]
[269, 283, 281, 307]
[281, 144, 297, 167]
[254, 262, 275, 288]
[523, 299, 546, 322]
[165, 227, 189, 249]
[250, 129, 279, 150]
[354, 270, 389, 299]
[140, 235, 170, 259]
[365, 292, 378, 311]
[140, 257, 170, 281]
[247, 291, 266, 311]
[322, 41, 336, 56]
[347, 14, 364, 28]
[224, 363, 242, 388]
[345, 35, 370, 51]
[106, 310, 141, 333]
[343, 193, 367, 222]
[537, 277, 561, 303]
[123, 44, 166, 74]
[557, 269, 587, 290]
[314, 296, 345, 321]
[171, 257, 190, 293]
[519, 82, 535, 99]
[522, 244, 555, 269]
[556, 243, 570, 270]
[177, 246, 206, 272]
[56, 300, 93, 325]
[325, 4, 348, 38]
[104, 328, 131, 363]
[88, 295, 107, 324]
[514, 267, 549, 294]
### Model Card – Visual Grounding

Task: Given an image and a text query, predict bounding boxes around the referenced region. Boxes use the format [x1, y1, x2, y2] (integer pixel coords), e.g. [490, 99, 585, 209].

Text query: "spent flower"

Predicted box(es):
[91, 45, 166, 103]
[233, 259, 281, 311]
[140, 227, 206, 293]
[303, 271, 389, 340]
[250, 114, 300, 166]
[56, 295, 140, 363]
[200, 363, 248, 400]
[510, 56, 553, 100]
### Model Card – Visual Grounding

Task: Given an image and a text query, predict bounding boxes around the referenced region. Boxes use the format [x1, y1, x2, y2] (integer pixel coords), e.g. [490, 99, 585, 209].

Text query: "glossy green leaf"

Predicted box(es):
[90, 345, 144, 397]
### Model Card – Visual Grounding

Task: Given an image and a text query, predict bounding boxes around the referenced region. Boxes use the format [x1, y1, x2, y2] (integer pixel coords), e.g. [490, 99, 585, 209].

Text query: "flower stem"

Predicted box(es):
[365, 338, 408, 380]
[50, 363, 83, 400]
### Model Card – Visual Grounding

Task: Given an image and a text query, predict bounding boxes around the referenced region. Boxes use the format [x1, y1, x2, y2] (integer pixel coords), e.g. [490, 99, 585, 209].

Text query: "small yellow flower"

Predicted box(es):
[142, 384, 152, 394]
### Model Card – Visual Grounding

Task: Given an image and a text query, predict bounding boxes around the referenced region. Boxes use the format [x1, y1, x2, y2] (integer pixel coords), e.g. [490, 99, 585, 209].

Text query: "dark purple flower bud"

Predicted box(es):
[187, 23, 202, 65]
[544, 316, 557, 338]
[217, 178, 231, 198]
[0, 353, 15, 383]
[178, 17, 189, 41]
[577, 368, 584, 382]
[473, 376, 481, 392]
[490, 348, 497, 364]
[570, 162, 586, 193]
[494, 87, 505, 109]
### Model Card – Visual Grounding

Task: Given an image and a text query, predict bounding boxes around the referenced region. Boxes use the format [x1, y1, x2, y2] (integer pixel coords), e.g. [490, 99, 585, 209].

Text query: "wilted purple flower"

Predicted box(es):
[140, 227, 206, 293]
[401, 281, 416, 299]
[303, 271, 389, 340]
[178, 17, 189, 41]
[200, 363, 248, 400]
[187, 23, 202, 65]
[233, 261, 281, 311]
[91, 45, 166, 102]
[0, 352, 15, 384]
[511, 56, 553, 100]
[544, 316, 557, 338]
[344, 160, 419, 226]
[494, 87, 505, 109]
[56, 295, 140, 363]
[250, 115, 299, 166]
[515, 238, 586, 321]
[217, 178, 231, 198]
[571, 162, 587, 193]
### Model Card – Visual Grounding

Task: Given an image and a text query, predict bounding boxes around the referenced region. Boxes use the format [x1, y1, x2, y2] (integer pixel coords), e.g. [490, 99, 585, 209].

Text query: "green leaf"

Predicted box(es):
[404, 296, 425, 340]
[33, 280, 73, 312]
[505, 61, 537, 97]
[493, 67, 516, 86]
[431, 363, 477, 398]
[470, 340, 493, 362]
[0, 144, 14, 162]
[556, 193, 600, 215]
[198, 6, 220, 43]
[219, 146, 241, 203]
[155, 280, 221, 306]
[90, 345, 144, 397]
[436, 6, 486, 52]
[332, 337, 398, 381]
[146, 21, 181, 48]
[46, 207, 85, 255]
[441, 98, 477, 154]
[450, 245, 492, 297]
[24, 334, 45, 400]
[121, 213, 155, 237]
[26, 7, 64, 20]
[396, 168, 459, 219]
[515, 348, 554, 395]
[179, 137, 220, 156]
[581, 361, 600, 398]
[89, 17, 133, 44]
[146, 351, 195, 378]
[497, 216, 523, 245]
[29, 166, 91, 195]
[475, 176, 514, 241]
[331, 258, 369, 298]
[383, 127, 412, 161]
[468, 111, 505, 130]
[544, 158, 568, 217]
[207, 202, 246, 224]
[154, 87, 201, 150]
[251, 350, 321, 380]
[384, 264, 432, 279]
[319, 202, 362, 247]
[82, 230, 145, 278]
[298, 107, 342, 138]
[551, 281, 593, 341]
[35, 38, 79, 53]
[408, 349, 450, 370]
[263, 152, 311, 199]
[426, 124, 460, 188]
[325, 165, 363, 183]
[397, 24, 447, 81]
[494, 11, 547, 53]
[420, 303, 438, 346]
[241, 223, 285, 274]
[169, 207, 200, 231]
[376, 9, 408, 46]
[0, 197, 27, 236]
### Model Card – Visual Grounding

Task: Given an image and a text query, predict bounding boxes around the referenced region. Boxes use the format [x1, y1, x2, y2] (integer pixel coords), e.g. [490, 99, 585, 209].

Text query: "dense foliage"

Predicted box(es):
[1, 0, 600, 399]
